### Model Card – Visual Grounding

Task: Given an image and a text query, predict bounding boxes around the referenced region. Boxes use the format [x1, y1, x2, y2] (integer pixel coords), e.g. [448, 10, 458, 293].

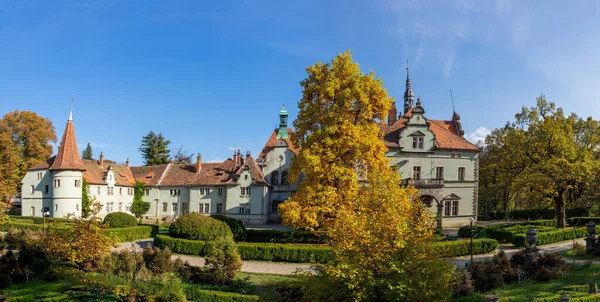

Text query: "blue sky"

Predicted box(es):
[1, 0, 599, 165]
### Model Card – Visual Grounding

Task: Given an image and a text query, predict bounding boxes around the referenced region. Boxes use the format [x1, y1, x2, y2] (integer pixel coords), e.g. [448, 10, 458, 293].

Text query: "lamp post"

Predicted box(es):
[469, 216, 475, 264]
[43, 211, 50, 234]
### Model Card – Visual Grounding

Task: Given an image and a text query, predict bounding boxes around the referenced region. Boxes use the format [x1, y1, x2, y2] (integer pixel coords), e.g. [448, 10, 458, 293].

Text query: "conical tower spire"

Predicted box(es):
[403, 59, 414, 116]
[49, 106, 85, 171]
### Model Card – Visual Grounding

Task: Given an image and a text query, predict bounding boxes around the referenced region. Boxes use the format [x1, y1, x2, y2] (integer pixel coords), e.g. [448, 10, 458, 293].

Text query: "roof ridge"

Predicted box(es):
[155, 163, 172, 186]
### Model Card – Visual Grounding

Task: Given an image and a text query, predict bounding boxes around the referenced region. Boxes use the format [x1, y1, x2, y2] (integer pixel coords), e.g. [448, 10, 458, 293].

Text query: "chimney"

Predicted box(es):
[99, 152, 104, 168]
[126, 157, 130, 168]
[169, 158, 174, 165]
[196, 154, 202, 173]
[245, 151, 251, 161]
[237, 149, 241, 166]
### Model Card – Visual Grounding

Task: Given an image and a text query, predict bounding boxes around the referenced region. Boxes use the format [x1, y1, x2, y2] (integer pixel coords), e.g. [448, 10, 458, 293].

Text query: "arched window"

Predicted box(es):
[271, 171, 279, 185]
[281, 171, 289, 185]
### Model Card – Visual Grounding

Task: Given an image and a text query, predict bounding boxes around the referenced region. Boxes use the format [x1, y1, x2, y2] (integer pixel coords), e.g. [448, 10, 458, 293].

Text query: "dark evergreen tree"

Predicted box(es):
[82, 142, 93, 160]
[139, 131, 171, 166]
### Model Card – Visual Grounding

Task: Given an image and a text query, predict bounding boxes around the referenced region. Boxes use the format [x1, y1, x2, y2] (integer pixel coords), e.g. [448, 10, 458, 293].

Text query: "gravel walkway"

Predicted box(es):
[115, 237, 586, 275]
[114, 239, 315, 275]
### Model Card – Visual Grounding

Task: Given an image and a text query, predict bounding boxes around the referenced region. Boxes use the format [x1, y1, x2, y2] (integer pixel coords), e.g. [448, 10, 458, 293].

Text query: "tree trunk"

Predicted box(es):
[555, 189, 567, 228]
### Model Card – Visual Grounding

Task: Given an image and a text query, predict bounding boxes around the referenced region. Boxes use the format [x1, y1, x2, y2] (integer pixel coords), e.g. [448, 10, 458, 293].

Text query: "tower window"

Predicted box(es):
[30, 185, 34, 194]
[218, 188, 223, 196]
[412, 166, 421, 180]
[281, 171, 289, 185]
[270, 171, 279, 185]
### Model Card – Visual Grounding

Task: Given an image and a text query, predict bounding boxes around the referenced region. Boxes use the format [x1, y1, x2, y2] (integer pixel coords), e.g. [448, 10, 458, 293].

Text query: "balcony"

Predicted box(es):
[401, 178, 444, 189]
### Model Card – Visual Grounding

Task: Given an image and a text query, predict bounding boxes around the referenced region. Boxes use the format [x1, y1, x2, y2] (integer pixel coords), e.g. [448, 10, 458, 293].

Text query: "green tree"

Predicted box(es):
[279, 51, 455, 300]
[509, 95, 600, 227]
[139, 131, 171, 166]
[130, 181, 150, 218]
[0, 110, 56, 201]
[82, 142, 93, 160]
[81, 178, 91, 218]
[204, 236, 242, 285]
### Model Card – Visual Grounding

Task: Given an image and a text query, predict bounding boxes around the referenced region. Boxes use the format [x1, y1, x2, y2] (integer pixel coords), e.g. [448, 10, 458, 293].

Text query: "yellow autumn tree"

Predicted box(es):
[43, 197, 118, 268]
[280, 51, 455, 301]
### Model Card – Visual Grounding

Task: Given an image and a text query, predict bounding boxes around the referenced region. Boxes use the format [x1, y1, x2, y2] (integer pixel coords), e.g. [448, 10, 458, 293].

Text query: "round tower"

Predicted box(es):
[49, 107, 85, 218]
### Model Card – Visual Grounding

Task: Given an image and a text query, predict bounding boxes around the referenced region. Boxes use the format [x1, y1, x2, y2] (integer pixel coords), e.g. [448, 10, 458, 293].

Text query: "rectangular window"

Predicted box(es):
[118, 202, 122, 212]
[162, 202, 168, 212]
[240, 187, 245, 195]
[412, 166, 421, 180]
[30, 185, 34, 194]
[218, 188, 223, 196]
[74, 180, 80, 188]
[271, 202, 279, 214]
[98, 186, 101, 195]
[31, 206, 35, 216]
[458, 167, 466, 181]
[444, 200, 451, 216]
[145, 189, 150, 195]
[119, 188, 122, 195]
[204, 203, 209, 213]
[216, 203, 223, 213]
[412, 137, 424, 149]
[239, 204, 250, 214]
[452, 200, 459, 216]
[45, 185, 49, 194]
[199, 203, 204, 213]
[54, 204, 58, 211]
[54, 180, 61, 188]
[37, 172, 42, 180]
[172, 203, 178, 214]
[76, 204, 80, 211]
[436, 166, 444, 180]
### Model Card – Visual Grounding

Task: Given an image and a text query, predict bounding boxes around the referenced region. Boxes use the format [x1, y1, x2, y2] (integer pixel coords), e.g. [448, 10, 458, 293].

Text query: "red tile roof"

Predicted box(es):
[258, 129, 299, 159]
[49, 120, 85, 171]
[130, 155, 267, 187]
[82, 159, 135, 186]
[379, 112, 480, 152]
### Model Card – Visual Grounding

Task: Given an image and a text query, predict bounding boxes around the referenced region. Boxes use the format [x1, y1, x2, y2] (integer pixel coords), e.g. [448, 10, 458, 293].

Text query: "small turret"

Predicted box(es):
[404, 60, 415, 116]
[277, 105, 289, 139]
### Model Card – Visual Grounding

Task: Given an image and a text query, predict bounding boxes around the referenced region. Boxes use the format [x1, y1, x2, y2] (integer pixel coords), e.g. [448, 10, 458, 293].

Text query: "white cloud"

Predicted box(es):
[467, 127, 491, 144]
[206, 157, 226, 163]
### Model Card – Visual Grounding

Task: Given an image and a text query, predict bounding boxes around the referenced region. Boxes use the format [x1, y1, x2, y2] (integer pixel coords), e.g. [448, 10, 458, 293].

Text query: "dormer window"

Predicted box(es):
[412, 137, 424, 149]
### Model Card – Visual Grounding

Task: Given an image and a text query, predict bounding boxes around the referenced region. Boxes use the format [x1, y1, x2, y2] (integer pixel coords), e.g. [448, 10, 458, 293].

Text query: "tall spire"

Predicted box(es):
[69, 91, 74, 121]
[403, 59, 414, 116]
[50, 106, 85, 171]
[277, 105, 289, 139]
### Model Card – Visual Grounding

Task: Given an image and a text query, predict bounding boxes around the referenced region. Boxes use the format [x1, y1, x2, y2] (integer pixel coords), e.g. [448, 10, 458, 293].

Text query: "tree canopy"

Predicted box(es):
[479, 95, 600, 227]
[279, 51, 454, 300]
[139, 131, 171, 166]
[0, 110, 56, 201]
[82, 142, 93, 160]
[130, 181, 150, 218]
[172, 146, 194, 164]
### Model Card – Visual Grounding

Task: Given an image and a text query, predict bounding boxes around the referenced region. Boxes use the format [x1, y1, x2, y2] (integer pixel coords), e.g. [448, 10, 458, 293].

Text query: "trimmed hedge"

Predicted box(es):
[457, 220, 557, 238]
[245, 229, 326, 244]
[511, 227, 587, 247]
[237, 242, 331, 263]
[105, 225, 159, 242]
[569, 217, 600, 227]
[211, 215, 247, 241]
[432, 238, 499, 258]
[185, 288, 260, 302]
[169, 213, 233, 241]
[103, 212, 138, 228]
[156, 235, 498, 262]
[487, 208, 589, 220]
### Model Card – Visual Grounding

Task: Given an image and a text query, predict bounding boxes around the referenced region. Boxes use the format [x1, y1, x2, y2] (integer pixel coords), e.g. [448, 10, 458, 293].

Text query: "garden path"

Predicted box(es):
[115, 237, 587, 275]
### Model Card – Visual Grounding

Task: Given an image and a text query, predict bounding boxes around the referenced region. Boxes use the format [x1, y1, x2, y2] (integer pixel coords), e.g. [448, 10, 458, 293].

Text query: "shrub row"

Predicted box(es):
[244, 229, 326, 244]
[569, 217, 600, 227]
[457, 220, 557, 238]
[156, 235, 498, 262]
[103, 212, 138, 228]
[155, 234, 331, 263]
[105, 225, 159, 242]
[237, 242, 331, 263]
[486, 208, 588, 220]
[432, 239, 499, 258]
[487, 225, 558, 243]
[185, 288, 260, 302]
[511, 227, 587, 247]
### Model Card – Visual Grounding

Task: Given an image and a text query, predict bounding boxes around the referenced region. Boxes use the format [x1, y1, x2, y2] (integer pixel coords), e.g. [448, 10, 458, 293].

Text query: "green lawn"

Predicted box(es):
[450, 264, 600, 302]
[0, 270, 299, 301]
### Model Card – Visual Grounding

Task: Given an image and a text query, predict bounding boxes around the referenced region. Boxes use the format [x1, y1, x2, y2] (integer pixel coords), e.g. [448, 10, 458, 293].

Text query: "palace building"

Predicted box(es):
[21, 70, 478, 227]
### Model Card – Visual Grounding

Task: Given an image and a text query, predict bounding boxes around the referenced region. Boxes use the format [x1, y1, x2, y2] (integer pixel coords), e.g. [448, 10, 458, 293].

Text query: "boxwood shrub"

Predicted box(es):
[486, 208, 588, 221]
[103, 212, 138, 228]
[568, 217, 600, 227]
[511, 227, 587, 247]
[210, 215, 247, 241]
[155, 234, 212, 255]
[245, 229, 326, 244]
[105, 225, 159, 242]
[184, 288, 260, 302]
[169, 213, 233, 241]
[236, 242, 331, 263]
[432, 239, 499, 258]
